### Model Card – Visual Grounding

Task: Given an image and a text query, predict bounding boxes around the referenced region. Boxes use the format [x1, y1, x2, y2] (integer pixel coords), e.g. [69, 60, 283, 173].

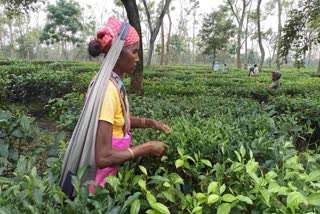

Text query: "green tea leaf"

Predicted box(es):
[191, 206, 202, 213]
[201, 159, 212, 167]
[309, 170, 320, 182]
[208, 182, 219, 194]
[150, 175, 170, 184]
[287, 191, 308, 208]
[240, 145, 246, 158]
[196, 192, 208, 204]
[162, 190, 175, 203]
[153, 202, 170, 214]
[11, 128, 23, 138]
[123, 192, 142, 209]
[217, 203, 231, 214]
[221, 194, 236, 202]
[307, 193, 320, 206]
[138, 179, 147, 192]
[139, 165, 148, 176]
[169, 173, 184, 184]
[236, 195, 253, 204]
[268, 181, 281, 193]
[177, 147, 184, 156]
[175, 159, 184, 168]
[163, 182, 171, 187]
[234, 151, 242, 162]
[260, 188, 270, 206]
[130, 199, 141, 214]
[220, 184, 226, 194]
[208, 194, 220, 205]
[146, 191, 157, 205]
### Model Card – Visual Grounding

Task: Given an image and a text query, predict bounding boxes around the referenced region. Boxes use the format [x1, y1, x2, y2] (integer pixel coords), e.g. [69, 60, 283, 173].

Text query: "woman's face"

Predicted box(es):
[116, 42, 140, 75]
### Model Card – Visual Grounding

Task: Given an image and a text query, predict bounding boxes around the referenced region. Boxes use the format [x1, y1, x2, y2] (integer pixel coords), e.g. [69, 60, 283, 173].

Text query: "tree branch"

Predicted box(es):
[227, 0, 240, 24]
[151, 0, 172, 42]
[142, 0, 153, 34]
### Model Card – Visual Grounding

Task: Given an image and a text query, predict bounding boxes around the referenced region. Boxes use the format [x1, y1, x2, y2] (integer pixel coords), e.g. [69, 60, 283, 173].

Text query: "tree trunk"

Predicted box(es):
[257, 0, 265, 70]
[165, 10, 172, 65]
[317, 51, 320, 74]
[307, 44, 312, 65]
[0, 31, 3, 56]
[192, 6, 196, 64]
[160, 0, 165, 65]
[8, 19, 15, 57]
[160, 23, 164, 65]
[227, 0, 248, 69]
[121, 0, 144, 96]
[276, 0, 282, 70]
[142, 0, 172, 66]
[245, 1, 252, 64]
[63, 41, 68, 60]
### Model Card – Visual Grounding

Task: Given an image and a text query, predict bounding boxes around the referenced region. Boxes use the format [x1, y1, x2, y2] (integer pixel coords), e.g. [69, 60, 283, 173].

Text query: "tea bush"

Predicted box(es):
[1, 59, 320, 213]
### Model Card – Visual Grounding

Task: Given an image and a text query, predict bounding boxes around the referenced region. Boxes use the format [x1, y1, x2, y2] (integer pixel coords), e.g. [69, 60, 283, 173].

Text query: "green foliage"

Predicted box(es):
[198, 5, 235, 58]
[0, 0, 45, 16]
[1, 61, 320, 212]
[0, 60, 96, 104]
[280, 0, 320, 69]
[48, 93, 84, 131]
[40, 0, 83, 46]
[0, 108, 33, 175]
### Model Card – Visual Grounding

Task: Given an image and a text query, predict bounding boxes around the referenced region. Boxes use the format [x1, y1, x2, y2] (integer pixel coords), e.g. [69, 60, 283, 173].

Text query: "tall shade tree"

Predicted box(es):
[276, 0, 282, 70]
[40, 0, 82, 60]
[280, 0, 320, 73]
[121, 0, 144, 95]
[0, 15, 8, 56]
[256, 0, 265, 70]
[165, 6, 174, 65]
[142, 0, 172, 66]
[198, 6, 235, 64]
[191, 0, 200, 64]
[160, 0, 165, 65]
[227, 0, 251, 69]
[244, 0, 252, 64]
[0, 0, 44, 16]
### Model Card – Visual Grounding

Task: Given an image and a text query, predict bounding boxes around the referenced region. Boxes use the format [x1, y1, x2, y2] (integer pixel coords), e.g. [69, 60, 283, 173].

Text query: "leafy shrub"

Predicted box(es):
[1, 61, 320, 212]
[0, 108, 33, 175]
[48, 93, 84, 131]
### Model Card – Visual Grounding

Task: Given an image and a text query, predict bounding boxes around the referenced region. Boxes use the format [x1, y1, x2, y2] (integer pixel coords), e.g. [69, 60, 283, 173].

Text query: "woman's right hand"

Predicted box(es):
[147, 141, 169, 156]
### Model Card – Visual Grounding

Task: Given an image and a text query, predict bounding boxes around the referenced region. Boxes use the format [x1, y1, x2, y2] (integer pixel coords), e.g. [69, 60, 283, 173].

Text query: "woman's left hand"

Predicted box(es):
[151, 120, 172, 134]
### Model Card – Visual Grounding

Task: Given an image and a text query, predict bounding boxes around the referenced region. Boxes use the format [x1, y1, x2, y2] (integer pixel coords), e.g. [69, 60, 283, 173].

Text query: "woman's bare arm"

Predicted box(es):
[95, 120, 168, 168]
[130, 117, 171, 133]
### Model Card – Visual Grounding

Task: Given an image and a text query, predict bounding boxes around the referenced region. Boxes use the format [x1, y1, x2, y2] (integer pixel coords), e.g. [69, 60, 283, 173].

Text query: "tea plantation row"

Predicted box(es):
[0, 58, 320, 213]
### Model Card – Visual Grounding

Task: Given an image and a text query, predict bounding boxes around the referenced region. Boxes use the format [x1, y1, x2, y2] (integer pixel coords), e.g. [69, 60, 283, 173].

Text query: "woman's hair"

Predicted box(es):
[88, 39, 101, 57]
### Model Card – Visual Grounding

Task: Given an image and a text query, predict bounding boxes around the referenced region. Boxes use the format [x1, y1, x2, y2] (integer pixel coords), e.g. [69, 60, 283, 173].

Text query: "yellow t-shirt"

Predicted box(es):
[99, 80, 124, 137]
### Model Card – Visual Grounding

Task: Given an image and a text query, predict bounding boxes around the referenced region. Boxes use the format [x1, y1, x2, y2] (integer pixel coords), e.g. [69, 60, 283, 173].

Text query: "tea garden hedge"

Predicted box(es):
[0, 57, 320, 213]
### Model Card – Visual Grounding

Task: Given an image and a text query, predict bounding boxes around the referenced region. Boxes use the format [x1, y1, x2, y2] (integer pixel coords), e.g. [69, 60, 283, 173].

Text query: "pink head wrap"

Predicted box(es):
[97, 17, 140, 53]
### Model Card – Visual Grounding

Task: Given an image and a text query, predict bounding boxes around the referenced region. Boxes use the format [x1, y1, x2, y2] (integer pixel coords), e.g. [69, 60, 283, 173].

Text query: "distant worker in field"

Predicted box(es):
[270, 70, 281, 89]
[223, 63, 229, 72]
[60, 17, 171, 198]
[248, 64, 255, 77]
[253, 64, 259, 76]
[213, 62, 219, 71]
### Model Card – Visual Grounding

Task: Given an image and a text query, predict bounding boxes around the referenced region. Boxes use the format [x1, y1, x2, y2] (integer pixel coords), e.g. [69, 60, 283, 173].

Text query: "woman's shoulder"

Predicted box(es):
[105, 80, 118, 95]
